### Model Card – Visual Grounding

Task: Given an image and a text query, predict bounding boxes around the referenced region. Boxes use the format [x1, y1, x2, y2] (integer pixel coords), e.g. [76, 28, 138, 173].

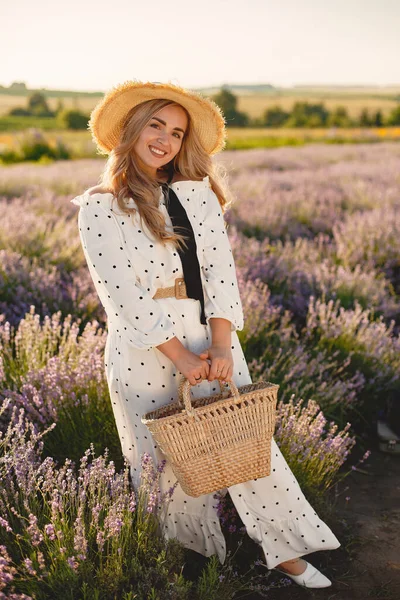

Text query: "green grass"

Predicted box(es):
[1, 126, 400, 163]
[0, 115, 60, 131]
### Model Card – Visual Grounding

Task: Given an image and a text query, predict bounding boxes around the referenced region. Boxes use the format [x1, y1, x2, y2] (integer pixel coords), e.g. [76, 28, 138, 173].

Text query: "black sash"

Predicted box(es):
[161, 176, 206, 325]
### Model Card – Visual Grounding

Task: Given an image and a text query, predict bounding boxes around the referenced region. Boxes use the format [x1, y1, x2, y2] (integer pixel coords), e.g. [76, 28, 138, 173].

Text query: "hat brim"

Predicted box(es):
[88, 80, 227, 156]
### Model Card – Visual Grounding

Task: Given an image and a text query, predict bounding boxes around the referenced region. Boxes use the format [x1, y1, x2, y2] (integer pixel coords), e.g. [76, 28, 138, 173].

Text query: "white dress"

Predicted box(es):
[71, 176, 340, 569]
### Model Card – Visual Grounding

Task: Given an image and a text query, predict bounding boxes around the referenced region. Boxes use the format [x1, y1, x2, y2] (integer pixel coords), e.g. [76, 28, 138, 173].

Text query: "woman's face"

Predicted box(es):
[133, 104, 188, 179]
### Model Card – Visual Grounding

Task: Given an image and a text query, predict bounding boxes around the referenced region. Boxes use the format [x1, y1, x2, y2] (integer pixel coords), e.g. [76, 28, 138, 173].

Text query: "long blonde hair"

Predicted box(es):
[88, 98, 233, 252]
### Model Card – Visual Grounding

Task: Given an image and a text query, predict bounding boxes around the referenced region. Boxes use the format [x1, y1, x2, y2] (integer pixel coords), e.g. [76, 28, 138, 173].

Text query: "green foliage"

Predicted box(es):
[0, 409, 267, 599]
[195, 555, 223, 599]
[28, 92, 54, 117]
[213, 87, 237, 114]
[0, 420, 192, 600]
[359, 108, 374, 127]
[0, 92, 63, 131]
[0, 307, 122, 469]
[212, 87, 248, 127]
[387, 103, 400, 125]
[57, 109, 89, 130]
[0, 128, 70, 163]
[19, 135, 58, 161]
[0, 115, 60, 131]
[225, 135, 305, 150]
[262, 104, 290, 127]
[9, 107, 32, 117]
[285, 101, 330, 128]
[55, 99, 65, 115]
[304, 298, 400, 428]
[327, 106, 352, 127]
[374, 109, 383, 127]
[274, 396, 356, 499]
[6, 92, 54, 121]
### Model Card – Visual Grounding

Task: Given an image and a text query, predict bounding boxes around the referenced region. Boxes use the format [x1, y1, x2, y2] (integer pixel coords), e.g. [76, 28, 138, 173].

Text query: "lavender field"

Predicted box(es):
[0, 143, 399, 599]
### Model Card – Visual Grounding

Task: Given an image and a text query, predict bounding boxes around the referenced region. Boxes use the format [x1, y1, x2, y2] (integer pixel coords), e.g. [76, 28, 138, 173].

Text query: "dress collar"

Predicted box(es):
[70, 176, 211, 208]
[159, 175, 210, 190]
[159, 176, 210, 206]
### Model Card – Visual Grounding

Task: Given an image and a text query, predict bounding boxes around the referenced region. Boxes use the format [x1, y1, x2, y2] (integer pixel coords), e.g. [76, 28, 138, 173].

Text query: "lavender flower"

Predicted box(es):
[274, 394, 356, 492]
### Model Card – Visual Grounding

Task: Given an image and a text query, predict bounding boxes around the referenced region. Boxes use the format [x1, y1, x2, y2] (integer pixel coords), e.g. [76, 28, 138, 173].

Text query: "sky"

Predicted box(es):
[1, 0, 399, 92]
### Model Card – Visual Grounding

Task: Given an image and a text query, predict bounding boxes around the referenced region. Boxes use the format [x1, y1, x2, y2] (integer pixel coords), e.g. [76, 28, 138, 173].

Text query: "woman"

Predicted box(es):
[71, 80, 340, 588]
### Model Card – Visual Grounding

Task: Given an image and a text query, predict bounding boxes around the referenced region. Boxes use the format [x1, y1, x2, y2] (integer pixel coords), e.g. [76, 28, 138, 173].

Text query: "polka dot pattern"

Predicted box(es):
[71, 179, 340, 571]
[74, 194, 177, 350]
[227, 437, 340, 569]
[198, 184, 244, 332]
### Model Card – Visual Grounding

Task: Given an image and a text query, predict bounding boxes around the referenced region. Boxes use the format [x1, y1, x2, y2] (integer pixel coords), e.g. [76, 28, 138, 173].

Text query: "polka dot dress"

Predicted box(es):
[71, 176, 340, 569]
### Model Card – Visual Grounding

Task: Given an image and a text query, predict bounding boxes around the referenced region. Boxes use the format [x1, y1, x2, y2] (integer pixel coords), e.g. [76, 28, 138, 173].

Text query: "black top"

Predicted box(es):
[160, 173, 207, 325]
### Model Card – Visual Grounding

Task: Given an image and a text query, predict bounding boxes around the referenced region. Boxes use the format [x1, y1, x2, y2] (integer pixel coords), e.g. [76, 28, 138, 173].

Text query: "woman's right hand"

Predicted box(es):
[173, 349, 210, 386]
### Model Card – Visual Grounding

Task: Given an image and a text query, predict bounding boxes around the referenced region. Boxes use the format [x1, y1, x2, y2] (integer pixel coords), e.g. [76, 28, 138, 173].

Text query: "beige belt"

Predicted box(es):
[152, 277, 189, 300]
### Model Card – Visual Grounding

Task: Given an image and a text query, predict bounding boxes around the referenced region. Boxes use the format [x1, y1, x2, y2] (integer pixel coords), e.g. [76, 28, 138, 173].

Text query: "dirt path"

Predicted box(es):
[264, 446, 400, 600]
[184, 445, 400, 599]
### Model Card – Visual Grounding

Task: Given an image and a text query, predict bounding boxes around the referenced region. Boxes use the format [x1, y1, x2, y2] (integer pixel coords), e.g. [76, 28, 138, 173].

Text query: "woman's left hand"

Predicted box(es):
[198, 345, 233, 383]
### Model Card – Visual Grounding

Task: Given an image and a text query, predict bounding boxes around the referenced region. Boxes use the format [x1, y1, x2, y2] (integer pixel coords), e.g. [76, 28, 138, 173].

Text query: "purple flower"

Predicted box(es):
[67, 556, 78, 570]
[44, 523, 56, 540]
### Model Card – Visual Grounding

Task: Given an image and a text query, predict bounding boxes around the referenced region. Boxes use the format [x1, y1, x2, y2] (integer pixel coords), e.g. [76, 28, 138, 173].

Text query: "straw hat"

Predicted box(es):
[88, 80, 227, 156]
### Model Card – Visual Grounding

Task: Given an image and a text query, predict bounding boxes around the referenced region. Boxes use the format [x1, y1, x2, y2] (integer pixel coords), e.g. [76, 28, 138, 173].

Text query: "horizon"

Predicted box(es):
[2, 81, 400, 95]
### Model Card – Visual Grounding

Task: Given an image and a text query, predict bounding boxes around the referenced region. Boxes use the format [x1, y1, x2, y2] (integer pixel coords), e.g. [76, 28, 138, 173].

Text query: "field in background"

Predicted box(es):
[224, 126, 400, 148]
[236, 90, 400, 119]
[1, 84, 399, 118]
[1, 85, 399, 162]
[1, 126, 400, 160]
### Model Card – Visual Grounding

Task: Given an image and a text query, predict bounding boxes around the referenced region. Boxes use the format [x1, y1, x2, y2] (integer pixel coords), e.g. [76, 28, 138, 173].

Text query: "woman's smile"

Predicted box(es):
[149, 144, 167, 158]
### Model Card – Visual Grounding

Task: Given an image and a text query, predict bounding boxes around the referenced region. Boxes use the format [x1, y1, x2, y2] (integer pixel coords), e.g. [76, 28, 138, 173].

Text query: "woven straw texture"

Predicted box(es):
[88, 80, 227, 156]
[152, 278, 188, 300]
[142, 378, 279, 497]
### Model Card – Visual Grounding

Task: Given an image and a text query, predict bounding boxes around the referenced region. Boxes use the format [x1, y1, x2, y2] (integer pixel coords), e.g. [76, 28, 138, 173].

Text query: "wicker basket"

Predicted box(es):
[141, 377, 279, 497]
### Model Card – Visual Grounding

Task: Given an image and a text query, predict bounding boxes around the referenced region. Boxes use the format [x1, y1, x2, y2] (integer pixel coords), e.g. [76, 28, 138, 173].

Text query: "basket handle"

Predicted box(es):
[178, 377, 241, 418]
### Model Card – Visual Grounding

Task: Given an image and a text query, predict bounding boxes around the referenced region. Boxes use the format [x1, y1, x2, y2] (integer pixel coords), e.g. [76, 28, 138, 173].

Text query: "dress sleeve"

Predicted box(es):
[72, 194, 177, 350]
[201, 186, 244, 332]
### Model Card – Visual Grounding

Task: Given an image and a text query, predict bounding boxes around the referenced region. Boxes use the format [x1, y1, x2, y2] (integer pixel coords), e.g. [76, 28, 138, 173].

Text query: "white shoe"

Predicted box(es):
[273, 560, 332, 588]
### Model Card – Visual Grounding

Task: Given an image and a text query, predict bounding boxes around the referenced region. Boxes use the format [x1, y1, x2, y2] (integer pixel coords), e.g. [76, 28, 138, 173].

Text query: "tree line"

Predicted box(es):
[213, 87, 400, 127]
[7, 89, 400, 130]
[8, 93, 88, 129]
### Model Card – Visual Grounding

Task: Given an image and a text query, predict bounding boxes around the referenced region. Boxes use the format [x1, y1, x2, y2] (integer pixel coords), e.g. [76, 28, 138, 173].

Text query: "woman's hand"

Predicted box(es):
[198, 345, 233, 383]
[173, 349, 210, 386]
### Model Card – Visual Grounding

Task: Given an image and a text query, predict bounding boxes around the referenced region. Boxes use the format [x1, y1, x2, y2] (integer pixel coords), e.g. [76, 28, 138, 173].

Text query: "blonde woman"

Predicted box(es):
[71, 80, 340, 588]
